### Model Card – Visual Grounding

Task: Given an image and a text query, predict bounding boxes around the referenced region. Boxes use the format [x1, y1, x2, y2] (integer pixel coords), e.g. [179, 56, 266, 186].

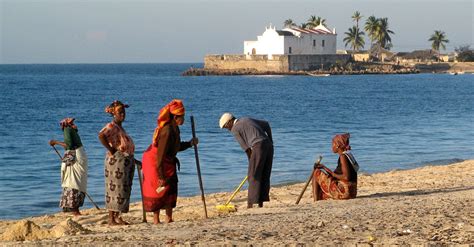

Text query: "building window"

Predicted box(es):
[322, 40, 325, 47]
[313, 40, 316, 47]
[289, 47, 292, 54]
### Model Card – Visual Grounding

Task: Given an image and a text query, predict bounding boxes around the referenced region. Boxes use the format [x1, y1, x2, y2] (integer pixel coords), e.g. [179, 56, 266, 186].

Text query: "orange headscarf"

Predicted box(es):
[332, 133, 351, 151]
[60, 118, 77, 130]
[152, 99, 185, 146]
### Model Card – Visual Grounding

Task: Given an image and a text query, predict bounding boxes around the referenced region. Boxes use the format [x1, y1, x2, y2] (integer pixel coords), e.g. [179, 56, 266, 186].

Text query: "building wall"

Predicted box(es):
[288, 54, 351, 70]
[204, 54, 350, 72]
[244, 29, 285, 56]
[205, 55, 290, 72]
[284, 34, 336, 55]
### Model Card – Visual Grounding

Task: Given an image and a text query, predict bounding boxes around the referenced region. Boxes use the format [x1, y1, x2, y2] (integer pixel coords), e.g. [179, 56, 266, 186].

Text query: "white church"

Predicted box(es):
[244, 24, 337, 57]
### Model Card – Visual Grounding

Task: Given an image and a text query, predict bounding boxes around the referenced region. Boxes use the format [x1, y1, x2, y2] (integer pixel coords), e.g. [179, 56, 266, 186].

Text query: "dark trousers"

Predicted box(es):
[247, 139, 273, 204]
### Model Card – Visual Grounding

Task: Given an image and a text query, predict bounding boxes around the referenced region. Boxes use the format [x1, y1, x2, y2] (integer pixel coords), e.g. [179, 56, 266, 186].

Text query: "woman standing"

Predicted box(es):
[142, 99, 198, 224]
[49, 118, 88, 216]
[98, 100, 137, 225]
[312, 133, 359, 200]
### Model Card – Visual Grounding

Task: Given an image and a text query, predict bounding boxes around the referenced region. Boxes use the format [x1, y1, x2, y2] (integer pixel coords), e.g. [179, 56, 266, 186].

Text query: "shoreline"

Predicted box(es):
[1, 160, 473, 245]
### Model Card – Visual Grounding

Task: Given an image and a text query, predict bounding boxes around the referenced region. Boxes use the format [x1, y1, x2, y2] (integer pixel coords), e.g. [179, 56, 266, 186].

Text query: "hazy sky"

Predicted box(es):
[1, 0, 473, 63]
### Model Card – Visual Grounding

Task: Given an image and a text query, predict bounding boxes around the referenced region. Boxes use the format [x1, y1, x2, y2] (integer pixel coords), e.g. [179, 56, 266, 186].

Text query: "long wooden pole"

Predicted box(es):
[135, 161, 147, 223]
[190, 116, 208, 218]
[295, 156, 322, 205]
[51, 145, 101, 210]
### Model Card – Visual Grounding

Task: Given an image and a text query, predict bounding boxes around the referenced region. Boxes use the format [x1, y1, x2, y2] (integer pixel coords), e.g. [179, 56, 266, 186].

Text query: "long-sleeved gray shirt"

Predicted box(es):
[231, 117, 273, 151]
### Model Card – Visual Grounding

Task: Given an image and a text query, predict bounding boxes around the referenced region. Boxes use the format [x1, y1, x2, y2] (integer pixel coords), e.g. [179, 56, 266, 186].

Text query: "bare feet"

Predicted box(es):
[115, 217, 130, 225]
[72, 211, 82, 216]
[258, 202, 263, 208]
[247, 203, 253, 209]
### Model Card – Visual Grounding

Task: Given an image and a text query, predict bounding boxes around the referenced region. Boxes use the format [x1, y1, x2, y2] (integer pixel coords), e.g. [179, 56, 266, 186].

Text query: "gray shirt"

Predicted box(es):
[231, 117, 273, 151]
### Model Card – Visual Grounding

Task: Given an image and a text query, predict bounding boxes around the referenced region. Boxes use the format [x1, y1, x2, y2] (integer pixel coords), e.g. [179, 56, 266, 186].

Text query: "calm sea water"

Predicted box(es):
[0, 64, 472, 219]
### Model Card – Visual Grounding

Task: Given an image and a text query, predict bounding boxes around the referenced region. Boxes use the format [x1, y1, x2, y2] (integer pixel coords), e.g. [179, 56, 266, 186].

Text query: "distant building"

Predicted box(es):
[244, 24, 337, 57]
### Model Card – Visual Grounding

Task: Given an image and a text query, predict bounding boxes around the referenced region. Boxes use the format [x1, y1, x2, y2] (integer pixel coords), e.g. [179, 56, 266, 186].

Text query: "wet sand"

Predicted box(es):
[1, 160, 473, 245]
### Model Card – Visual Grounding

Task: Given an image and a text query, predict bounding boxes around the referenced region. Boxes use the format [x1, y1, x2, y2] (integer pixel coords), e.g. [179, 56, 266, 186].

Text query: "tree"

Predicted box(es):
[364, 15, 378, 45]
[284, 19, 296, 28]
[300, 23, 309, 29]
[365, 16, 394, 50]
[429, 30, 449, 52]
[455, 45, 474, 62]
[352, 11, 363, 29]
[307, 15, 326, 28]
[344, 26, 365, 51]
[374, 17, 395, 50]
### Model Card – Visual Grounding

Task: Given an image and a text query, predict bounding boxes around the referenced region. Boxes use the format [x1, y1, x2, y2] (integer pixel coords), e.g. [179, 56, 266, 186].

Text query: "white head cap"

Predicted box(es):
[219, 112, 234, 129]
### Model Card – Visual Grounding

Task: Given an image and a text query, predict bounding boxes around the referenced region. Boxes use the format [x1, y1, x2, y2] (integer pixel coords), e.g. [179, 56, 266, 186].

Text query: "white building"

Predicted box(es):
[244, 24, 337, 57]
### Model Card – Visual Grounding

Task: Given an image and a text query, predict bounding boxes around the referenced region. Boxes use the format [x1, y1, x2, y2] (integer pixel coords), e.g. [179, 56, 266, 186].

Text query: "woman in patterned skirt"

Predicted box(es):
[142, 99, 198, 224]
[98, 100, 138, 225]
[312, 133, 359, 201]
[49, 118, 88, 216]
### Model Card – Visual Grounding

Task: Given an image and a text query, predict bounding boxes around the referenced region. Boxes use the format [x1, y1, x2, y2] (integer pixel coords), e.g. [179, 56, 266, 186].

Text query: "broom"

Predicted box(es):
[216, 176, 248, 213]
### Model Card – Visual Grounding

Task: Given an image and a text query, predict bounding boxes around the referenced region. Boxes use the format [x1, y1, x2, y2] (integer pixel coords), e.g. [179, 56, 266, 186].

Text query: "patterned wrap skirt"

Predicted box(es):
[312, 169, 357, 200]
[59, 187, 85, 210]
[104, 151, 135, 213]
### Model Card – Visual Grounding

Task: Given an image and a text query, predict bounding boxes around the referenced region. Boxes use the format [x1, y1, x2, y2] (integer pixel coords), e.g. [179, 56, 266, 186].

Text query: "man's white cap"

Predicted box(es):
[219, 112, 234, 128]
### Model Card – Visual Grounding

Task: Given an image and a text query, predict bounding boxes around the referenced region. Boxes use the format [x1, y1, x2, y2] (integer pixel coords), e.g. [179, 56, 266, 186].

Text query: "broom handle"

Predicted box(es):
[225, 176, 248, 206]
[51, 145, 101, 210]
[295, 156, 322, 205]
[136, 162, 147, 223]
[191, 116, 208, 219]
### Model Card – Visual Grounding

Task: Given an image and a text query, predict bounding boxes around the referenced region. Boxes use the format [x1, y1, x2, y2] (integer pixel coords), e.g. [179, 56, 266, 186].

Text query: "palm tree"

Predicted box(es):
[307, 15, 326, 28]
[374, 17, 395, 49]
[352, 11, 363, 29]
[429, 30, 449, 52]
[284, 19, 296, 28]
[344, 26, 365, 51]
[364, 15, 378, 45]
[300, 23, 309, 29]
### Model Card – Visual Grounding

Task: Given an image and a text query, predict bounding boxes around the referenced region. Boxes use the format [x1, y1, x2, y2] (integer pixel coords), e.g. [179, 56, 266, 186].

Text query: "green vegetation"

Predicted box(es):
[344, 27, 365, 52]
[429, 30, 449, 52]
[455, 45, 474, 62]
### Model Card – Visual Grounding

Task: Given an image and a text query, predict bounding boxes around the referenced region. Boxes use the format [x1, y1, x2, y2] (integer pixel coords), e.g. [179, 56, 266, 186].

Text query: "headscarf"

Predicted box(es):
[152, 99, 185, 146]
[332, 133, 351, 151]
[105, 100, 129, 116]
[60, 118, 77, 130]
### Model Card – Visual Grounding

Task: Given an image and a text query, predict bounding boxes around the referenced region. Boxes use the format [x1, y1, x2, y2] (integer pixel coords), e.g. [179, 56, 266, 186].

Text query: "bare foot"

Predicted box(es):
[258, 202, 263, 208]
[108, 220, 119, 226]
[165, 217, 174, 223]
[72, 211, 82, 216]
[247, 203, 253, 209]
[115, 217, 130, 225]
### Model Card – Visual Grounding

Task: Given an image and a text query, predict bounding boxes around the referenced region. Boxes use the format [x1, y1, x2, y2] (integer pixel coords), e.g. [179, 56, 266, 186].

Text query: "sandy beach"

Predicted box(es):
[1, 160, 472, 246]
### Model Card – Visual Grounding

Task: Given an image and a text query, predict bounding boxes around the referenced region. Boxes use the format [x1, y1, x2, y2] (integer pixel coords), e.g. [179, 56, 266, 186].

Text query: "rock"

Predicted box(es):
[317, 221, 325, 227]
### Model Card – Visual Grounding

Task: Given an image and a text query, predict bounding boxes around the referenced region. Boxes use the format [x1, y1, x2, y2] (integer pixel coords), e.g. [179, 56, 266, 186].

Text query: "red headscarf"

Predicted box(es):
[332, 133, 351, 151]
[105, 100, 129, 116]
[152, 99, 185, 146]
[60, 118, 77, 130]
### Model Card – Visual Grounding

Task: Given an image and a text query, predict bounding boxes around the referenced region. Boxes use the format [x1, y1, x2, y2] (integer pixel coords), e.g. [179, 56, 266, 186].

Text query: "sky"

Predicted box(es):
[0, 0, 473, 64]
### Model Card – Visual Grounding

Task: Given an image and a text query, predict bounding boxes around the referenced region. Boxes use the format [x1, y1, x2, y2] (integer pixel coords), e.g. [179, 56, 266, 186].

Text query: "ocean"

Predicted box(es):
[0, 63, 472, 219]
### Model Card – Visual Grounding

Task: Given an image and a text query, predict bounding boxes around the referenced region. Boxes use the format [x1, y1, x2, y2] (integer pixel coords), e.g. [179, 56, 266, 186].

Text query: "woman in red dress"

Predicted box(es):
[142, 99, 198, 224]
[312, 133, 359, 200]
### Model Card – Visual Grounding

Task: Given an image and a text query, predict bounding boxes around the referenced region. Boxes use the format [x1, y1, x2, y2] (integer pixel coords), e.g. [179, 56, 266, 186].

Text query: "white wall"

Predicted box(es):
[244, 26, 337, 56]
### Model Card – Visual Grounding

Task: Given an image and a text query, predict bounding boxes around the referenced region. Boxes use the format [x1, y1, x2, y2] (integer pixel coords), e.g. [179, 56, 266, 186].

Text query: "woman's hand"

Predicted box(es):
[314, 163, 325, 170]
[189, 137, 199, 146]
[49, 140, 57, 146]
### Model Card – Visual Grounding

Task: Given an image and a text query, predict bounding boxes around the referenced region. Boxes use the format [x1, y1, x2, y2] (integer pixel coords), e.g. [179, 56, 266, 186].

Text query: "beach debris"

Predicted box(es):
[368, 235, 377, 242]
[0, 219, 90, 241]
[396, 229, 412, 236]
[317, 221, 325, 227]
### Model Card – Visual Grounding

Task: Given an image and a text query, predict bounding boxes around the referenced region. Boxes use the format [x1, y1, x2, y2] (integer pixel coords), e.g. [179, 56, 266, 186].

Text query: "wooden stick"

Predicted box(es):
[51, 145, 101, 210]
[295, 156, 322, 205]
[190, 116, 208, 219]
[135, 161, 147, 223]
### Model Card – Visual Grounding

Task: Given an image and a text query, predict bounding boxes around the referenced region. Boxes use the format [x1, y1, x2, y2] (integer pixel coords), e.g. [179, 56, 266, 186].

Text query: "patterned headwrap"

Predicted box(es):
[152, 99, 185, 146]
[332, 133, 351, 151]
[60, 118, 77, 130]
[105, 100, 129, 116]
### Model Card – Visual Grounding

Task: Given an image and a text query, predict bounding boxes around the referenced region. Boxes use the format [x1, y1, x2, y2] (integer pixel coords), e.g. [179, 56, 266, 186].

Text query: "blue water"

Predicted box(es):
[0, 64, 473, 219]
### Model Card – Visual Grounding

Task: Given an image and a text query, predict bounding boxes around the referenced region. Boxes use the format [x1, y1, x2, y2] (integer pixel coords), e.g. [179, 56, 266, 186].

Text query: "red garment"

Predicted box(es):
[312, 169, 357, 200]
[142, 144, 178, 212]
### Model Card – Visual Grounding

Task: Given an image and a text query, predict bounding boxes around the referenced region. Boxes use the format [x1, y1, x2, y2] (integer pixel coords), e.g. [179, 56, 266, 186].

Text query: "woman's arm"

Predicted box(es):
[49, 140, 67, 149]
[316, 156, 351, 181]
[98, 132, 116, 155]
[155, 127, 170, 181]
